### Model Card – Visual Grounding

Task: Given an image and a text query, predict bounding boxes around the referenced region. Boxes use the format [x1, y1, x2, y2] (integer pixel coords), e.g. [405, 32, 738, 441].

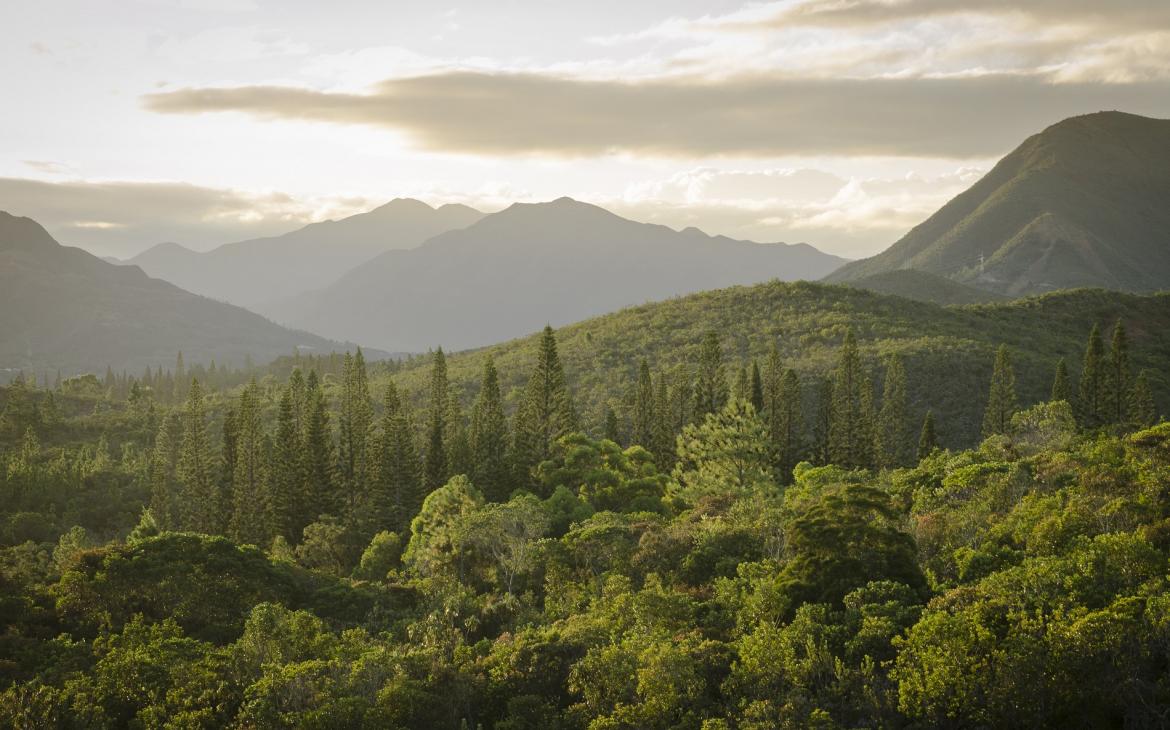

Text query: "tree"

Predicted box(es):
[672, 399, 774, 502]
[461, 494, 551, 594]
[982, 345, 1017, 437]
[875, 355, 909, 469]
[1129, 370, 1157, 429]
[403, 474, 484, 579]
[812, 377, 833, 466]
[651, 374, 675, 472]
[602, 406, 621, 444]
[1050, 358, 1071, 404]
[271, 385, 304, 542]
[693, 332, 727, 417]
[337, 350, 373, 526]
[917, 411, 938, 460]
[352, 530, 402, 582]
[469, 358, 510, 502]
[1105, 319, 1131, 426]
[1078, 323, 1105, 428]
[301, 372, 335, 525]
[749, 360, 764, 413]
[512, 326, 578, 490]
[537, 433, 666, 513]
[762, 347, 803, 483]
[229, 380, 271, 546]
[444, 394, 472, 480]
[149, 412, 182, 529]
[177, 379, 216, 533]
[423, 348, 449, 490]
[632, 359, 655, 449]
[372, 381, 422, 533]
[829, 330, 870, 468]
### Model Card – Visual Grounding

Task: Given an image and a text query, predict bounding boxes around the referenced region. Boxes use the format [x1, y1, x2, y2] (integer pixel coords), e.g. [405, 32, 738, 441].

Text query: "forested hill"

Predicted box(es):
[826, 111, 1170, 296]
[385, 281, 1170, 448]
[0, 211, 366, 376]
[265, 197, 846, 352]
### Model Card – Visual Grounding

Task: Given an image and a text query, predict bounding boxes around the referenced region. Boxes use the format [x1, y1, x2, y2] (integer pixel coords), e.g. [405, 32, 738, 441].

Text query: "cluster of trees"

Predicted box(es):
[0, 318, 1167, 727]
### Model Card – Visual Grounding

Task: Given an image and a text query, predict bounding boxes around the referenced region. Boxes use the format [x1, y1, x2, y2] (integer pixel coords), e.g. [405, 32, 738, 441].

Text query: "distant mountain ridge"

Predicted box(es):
[125, 198, 484, 308]
[264, 197, 848, 352]
[827, 112, 1170, 296]
[0, 211, 368, 376]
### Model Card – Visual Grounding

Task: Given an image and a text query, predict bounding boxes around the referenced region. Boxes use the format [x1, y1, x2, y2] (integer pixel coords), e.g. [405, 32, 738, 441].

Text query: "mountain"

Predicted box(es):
[266, 197, 847, 352]
[0, 211, 367, 376]
[382, 280, 1170, 449]
[843, 270, 1006, 305]
[124, 198, 484, 309]
[826, 112, 1170, 296]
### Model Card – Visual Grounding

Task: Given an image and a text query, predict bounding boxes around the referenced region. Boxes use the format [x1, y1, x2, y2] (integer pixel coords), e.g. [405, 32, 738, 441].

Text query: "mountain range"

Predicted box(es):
[0, 211, 365, 376]
[260, 197, 847, 352]
[828, 112, 1170, 296]
[124, 198, 484, 309]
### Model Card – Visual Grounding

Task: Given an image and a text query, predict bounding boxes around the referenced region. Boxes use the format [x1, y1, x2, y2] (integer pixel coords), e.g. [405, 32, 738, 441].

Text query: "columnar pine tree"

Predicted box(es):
[829, 329, 868, 467]
[917, 410, 938, 460]
[512, 326, 577, 491]
[1129, 370, 1156, 429]
[875, 355, 908, 469]
[271, 385, 304, 542]
[148, 412, 182, 529]
[982, 345, 1018, 437]
[1078, 324, 1105, 428]
[693, 332, 727, 417]
[301, 371, 335, 525]
[229, 380, 272, 546]
[749, 360, 764, 413]
[762, 346, 803, 483]
[372, 381, 423, 533]
[859, 374, 876, 468]
[337, 350, 373, 527]
[632, 359, 655, 448]
[1106, 319, 1131, 426]
[444, 395, 472, 479]
[651, 374, 675, 472]
[733, 364, 750, 403]
[177, 379, 216, 532]
[469, 358, 510, 502]
[1051, 358, 1071, 403]
[217, 405, 239, 535]
[423, 348, 449, 491]
[603, 406, 621, 445]
[812, 377, 833, 466]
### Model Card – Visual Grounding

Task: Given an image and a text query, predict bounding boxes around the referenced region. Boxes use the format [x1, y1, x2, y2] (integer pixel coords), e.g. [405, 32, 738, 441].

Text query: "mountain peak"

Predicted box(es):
[0, 211, 59, 251]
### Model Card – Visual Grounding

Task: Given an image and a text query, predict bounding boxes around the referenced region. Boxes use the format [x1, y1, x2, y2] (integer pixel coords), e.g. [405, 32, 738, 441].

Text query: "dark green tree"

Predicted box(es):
[1106, 319, 1131, 426]
[177, 379, 216, 533]
[423, 348, 449, 491]
[271, 385, 304, 542]
[229, 380, 271, 546]
[1077, 323, 1105, 428]
[762, 347, 803, 483]
[917, 410, 938, 460]
[512, 326, 577, 491]
[812, 377, 833, 466]
[875, 355, 909, 469]
[830, 329, 869, 468]
[372, 381, 422, 533]
[469, 358, 511, 502]
[1129, 370, 1157, 429]
[301, 371, 335, 524]
[148, 412, 182, 529]
[982, 345, 1017, 437]
[632, 359, 655, 448]
[337, 350, 373, 526]
[693, 332, 727, 417]
[749, 360, 764, 413]
[1050, 358, 1071, 403]
[602, 406, 621, 445]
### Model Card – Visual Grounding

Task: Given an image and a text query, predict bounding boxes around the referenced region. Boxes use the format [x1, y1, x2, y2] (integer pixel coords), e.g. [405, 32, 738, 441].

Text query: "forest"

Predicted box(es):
[1, 312, 1166, 728]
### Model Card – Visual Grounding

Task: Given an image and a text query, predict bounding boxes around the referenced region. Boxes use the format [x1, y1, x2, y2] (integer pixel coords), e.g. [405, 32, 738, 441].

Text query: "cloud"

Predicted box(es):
[0, 177, 373, 257]
[144, 71, 1170, 158]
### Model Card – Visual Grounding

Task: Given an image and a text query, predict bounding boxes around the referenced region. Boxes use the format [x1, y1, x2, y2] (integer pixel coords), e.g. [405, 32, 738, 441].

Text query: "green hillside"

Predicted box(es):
[827, 112, 1170, 296]
[380, 280, 1170, 449]
[843, 269, 1006, 305]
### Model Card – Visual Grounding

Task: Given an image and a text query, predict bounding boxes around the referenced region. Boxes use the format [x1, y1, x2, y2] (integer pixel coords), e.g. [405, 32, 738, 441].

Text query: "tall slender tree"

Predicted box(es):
[749, 360, 765, 413]
[301, 371, 335, 525]
[1129, 370, 1157, 429]
[1078, 323, 1105, 428]
[512, 326, 577, 490]
[875, 355, 909, 469]
[149, 412, 182, 529]
[693, 332, 727, 417]
[762, 346, 803, 483]
[1050, 358, 1071, 403]
[337, 350, 373, 526]
[829, 329, 868, 467]
[177, 379, 216, 532]
[632, 359, 655, 448]
[271, 385, 304, 542]
[1106, 319, 1131, 426]
[469, 358, 510, 502]
[229, 380, 271, 546]
[812, 377, 833, 466]
[917, 410, 938, 460]
[423, 348, 449, 491]
[372, 381, 422, 533]
[651, 374, 675, 472]
[982, 345, 1018, 437]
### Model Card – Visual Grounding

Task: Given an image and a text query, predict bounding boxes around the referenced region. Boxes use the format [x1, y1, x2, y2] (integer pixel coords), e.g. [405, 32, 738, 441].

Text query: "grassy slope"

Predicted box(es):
[375, 280, 1170, 449]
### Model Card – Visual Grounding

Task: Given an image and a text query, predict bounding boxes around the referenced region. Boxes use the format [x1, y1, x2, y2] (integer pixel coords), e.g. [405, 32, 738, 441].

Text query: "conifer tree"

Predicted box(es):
[1051, 358, 1071, 403]
[651, 374, 675, 472]
[875, 355, 909, 469]
[749, 360, 764, 413]
[301, 371, 335, 525]
[632, 359, 655, 448]
[1129, 370, 1156, 429]
[217, 405, 238, 535]
[1078, 323, 1105, 428]
[668, 365, 694, 431]
[423, 348, 449, 491]
[733, 364, 749, 403]
[445, 395, 472, 479]
[469, 358, 510, 502]
[602, 406, 621, 445]
[982, 345, 1018, 437]
[859, 373, 876, 468]
[337, 350, 373, 525]
[762, 346, 803, 482]
[512, 326, 577, 490]
[149, 412, 182, 529]
[229, 380, 271, 546]
[173, 351, 186, 402]
[177, 379, 216, 532]
[812, 377, 833, 465]
[829, 329, 869, 467]
[372, 381, 422, 533]
[271, 385, 304, 542]
[917, 410, 938, 460]
[693, 332, 727, 417]
[1106, 319, 1131, 426]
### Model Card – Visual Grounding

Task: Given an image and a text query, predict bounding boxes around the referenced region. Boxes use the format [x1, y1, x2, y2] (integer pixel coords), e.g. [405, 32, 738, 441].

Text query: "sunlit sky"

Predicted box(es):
[3, 0, 1170, 258]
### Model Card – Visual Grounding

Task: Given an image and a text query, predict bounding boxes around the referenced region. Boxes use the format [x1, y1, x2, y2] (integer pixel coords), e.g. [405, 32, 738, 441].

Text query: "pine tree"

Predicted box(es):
[512, 326, 577, 491]
[693, 332, 727, 417]
[982, 345, 1018, 437]
[337, 350, 373, 525]
[372, 381, 422, 533]
[917, 410, 938, 460]
[469, 358, 510, 502]
[1078, 323, 1105, 428]
[229, 380, 271, 546]
[875, 355, 909, 469]
[761, 346, 803, 483]
[271, 385, 304, 542]
[1106, 319, 1131, 426]
[149, 412, 182, 529]
[812, 377, 833, 465]
[173, 351, 186, 402]
[733, 364, 749, 403]
[1129, 370, 1157, 429]
[829, 329, 869, 468]
[217, 405, 239, 535]
[301, 371, 335, 525]
[423, 348, 449, 491]
[602, 406, 621, 445]
[749, 360, 764, 413]
[1051, 358, 1071, 404]
[651, 374, 675, 472]
[445, 395, 472, 479]
[859, 373, 876, 468]
[632, 359, 655, 448]
[177, 379, 216, 532]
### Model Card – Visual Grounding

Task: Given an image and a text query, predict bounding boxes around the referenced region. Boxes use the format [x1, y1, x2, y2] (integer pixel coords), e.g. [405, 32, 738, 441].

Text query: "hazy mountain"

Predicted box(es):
[266, 197, 847, 352]
[124, 198, 484, 308]
[843, 270, 1006, 305]
[0, 211, 368, 376]
[826, 112, 1170, 296]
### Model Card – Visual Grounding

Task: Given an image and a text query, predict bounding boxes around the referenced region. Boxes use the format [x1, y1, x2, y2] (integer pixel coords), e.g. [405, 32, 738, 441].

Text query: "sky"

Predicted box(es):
[3, 0, 1170, 259]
